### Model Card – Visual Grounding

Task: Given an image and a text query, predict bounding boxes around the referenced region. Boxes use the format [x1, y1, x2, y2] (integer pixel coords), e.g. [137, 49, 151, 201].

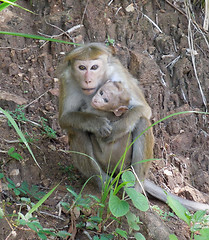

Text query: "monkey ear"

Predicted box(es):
[113, 106, 129, 117]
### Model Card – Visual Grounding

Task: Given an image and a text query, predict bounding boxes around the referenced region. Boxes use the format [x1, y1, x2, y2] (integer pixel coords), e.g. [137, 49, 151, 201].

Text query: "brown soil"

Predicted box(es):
[0, 0, 208, 239]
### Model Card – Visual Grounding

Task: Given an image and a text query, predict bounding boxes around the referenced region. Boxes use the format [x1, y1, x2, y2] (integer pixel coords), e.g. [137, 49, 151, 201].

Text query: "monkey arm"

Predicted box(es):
[59, 111, 112, 138]
[103, 105, 146, 142]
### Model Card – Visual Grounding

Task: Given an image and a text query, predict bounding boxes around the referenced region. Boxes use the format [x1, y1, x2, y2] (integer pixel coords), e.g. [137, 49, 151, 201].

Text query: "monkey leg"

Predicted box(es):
[68, 130, 110, 189]
[131, 117, 154, 192]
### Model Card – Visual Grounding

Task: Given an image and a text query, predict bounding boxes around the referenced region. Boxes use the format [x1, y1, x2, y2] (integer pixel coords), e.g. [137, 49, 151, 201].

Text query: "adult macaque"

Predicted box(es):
[58, 43, 209, 212]
[58, 43, 152, 184]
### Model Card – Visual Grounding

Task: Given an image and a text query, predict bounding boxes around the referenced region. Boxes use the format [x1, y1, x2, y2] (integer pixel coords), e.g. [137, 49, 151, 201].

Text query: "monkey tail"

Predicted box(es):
[144, 179, 209, 213]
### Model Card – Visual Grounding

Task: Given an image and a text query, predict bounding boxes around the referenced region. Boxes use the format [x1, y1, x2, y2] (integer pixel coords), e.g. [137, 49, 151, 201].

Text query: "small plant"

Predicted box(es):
[8, 147, 23, 161]
[0, 107, 40, 168]
[39, 117, 56, 138]
[1, 172, 45, 200]
[7, 105, 27, 126]
[0, 175, 70, 240]
[58, 163, 80, 182]
[64, 168, 149, 239]
[152, 205, 175, 220]
[167, 195, 209, 240]
[105, 35, 115, 46]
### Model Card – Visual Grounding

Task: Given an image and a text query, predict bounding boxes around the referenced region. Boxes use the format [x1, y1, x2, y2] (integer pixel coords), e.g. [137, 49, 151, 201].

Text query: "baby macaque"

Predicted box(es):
[91, 80, 130, 117]
[81, 80, 151, 176]
[89, 80, 133, 173]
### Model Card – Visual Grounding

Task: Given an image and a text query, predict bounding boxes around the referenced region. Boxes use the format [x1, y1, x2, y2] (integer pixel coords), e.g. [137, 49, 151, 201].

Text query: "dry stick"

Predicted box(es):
[131, 166, 150, 208]
[185, 0, 208, 111]
[165, 0, 208, 33]
[133, 1, 163, 33]
[23, 90, 49, 109]
[165, 0, 187, 17]
[80, 0, 89, 26]
[203, 0, 209, 31]
[39, 211, 65, 221]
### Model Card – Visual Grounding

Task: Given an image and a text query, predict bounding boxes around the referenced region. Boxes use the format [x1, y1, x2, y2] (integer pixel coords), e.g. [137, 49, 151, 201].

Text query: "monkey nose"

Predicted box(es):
[85, 77, 91, 84]
[85, 80, 91, 84]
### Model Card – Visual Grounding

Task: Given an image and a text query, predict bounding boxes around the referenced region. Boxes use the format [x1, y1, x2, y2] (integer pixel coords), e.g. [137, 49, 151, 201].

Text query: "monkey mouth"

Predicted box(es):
[82, 88, 96, 95]
[91, 101, 98, 108]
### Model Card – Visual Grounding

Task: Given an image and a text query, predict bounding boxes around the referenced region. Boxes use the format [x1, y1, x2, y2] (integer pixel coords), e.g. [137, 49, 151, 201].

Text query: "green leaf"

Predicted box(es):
[194, 228, 209, 240]
[0, 0, 17, 11]
[20, 181, 45, 200]
[87, 194, 101, 202]
[134, 232, 146, 240]
[19, 219, 27, 225]
[122, 171, 135, 187]
[56, 231, 72, 237]
[192, 210, 206, 222]
[115, 228, 128, 239]
[100, 234, 114, 240]
[37, 232, 47, 240]
[8, 147, 15, 155]
[0, 0, 35, 14]
[109, 191, 129, 217]
[8, 148, 23, 160]
[7, 177, 16, 186]
[166, 195, 191, 225]
[169, 234, 179, 240]
[39, 229, 56, 236]
[93, 237, 100, 240]
[27, 222, 39, 232]
[14, 188, 21, 195]
[126, 211, 140, 231]
[88, 216, 102, 223]
[31, 221, 43, 230]
[0, 173, 4, 179]
[125, 188, 149, 211]
[27, 183, 59, 215]
[67, 188, 79, 199]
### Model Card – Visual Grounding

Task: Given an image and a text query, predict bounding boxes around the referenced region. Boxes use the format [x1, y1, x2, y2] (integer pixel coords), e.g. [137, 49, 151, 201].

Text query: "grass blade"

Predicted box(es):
[28, 183, 59, 215]
[0, 31, 81, 45]
[0, 0, 35, 14]
[0, 0, 17, 11]
[0, 107, 41, 169]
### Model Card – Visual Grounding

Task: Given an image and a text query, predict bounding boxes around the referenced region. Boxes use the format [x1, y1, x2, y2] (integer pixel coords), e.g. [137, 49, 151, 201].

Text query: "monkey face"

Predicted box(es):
[73, 56, 107, 95]
[91, 88, 110, 110]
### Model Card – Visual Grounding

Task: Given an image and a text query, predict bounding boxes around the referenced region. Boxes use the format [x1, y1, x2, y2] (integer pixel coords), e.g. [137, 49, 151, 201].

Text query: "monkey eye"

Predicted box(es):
[100, 90, 103, 95]
[79, 65, 87, 70]
[91, 64, 99, 70]
[104, 98, 109, 103]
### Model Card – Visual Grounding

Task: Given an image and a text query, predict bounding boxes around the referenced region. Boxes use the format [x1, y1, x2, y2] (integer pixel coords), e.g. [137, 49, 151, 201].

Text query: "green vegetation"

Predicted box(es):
[0, 106, 41, 168]
[0, 173, 70, 240]
[152, 205, 175, 221]
[60, 170, 149, 239]
[168, 195, 209, 240]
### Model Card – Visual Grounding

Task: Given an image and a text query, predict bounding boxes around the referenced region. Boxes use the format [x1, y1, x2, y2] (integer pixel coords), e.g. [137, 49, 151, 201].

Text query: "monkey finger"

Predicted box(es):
[98, 125, 112, 138]
[102, 134, 116, 143]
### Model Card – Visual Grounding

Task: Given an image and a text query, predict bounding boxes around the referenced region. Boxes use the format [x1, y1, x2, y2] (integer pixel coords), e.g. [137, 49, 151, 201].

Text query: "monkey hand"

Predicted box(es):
[103, 130, 125, 143]
[103, 121, 129, 143]
[94, 117, 112, 138]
